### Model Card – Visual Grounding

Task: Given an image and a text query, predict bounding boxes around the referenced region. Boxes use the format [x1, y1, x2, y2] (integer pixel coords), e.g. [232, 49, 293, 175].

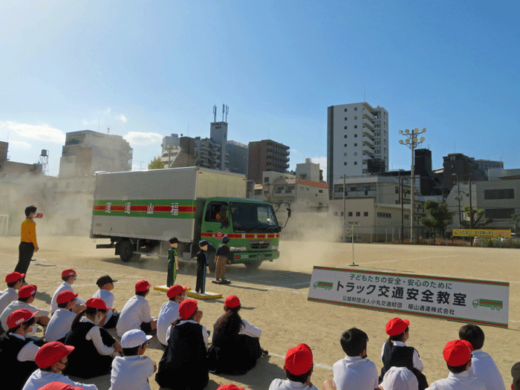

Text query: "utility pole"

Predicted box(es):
[468, 177, 473, 229]
[399, 173, 404, 243]
[457, 175, 461, 228]
[343, 174, 346, 241]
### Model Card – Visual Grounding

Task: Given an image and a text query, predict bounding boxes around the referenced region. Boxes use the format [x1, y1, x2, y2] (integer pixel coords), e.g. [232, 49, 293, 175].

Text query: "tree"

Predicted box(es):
[460, 206, 493, 228]
[419, 201, 454, 237]
[509, 213, 520, 233]
[148, 156, 164, 170]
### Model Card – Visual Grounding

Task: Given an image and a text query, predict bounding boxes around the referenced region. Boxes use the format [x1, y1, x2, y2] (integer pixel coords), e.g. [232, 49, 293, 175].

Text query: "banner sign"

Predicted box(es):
[308, 267, 509, 328]
[452, 229, 511, 238]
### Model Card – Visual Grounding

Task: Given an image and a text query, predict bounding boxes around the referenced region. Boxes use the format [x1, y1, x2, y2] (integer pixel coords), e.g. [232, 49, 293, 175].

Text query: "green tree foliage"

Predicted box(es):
[509, 213, 520, 233]
[460, 206, 493, 228]
[148, 156, 164, 170]
[419, 201, 454, 237]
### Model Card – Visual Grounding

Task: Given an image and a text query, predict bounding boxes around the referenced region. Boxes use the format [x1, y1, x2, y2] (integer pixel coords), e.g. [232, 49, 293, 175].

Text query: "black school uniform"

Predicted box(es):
[195, 250, 208, 293]
[64, 319, 116, 379]
[155, 321, 208, 390]
[379, 342, 428, 390]
[0, 334, 39, 390]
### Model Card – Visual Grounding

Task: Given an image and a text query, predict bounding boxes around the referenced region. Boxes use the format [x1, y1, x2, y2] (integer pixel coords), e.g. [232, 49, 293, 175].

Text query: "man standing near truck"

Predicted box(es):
[195, 241, 212, 294]
[167, 238, 179, 287]
[15, 205, 39, 283]
[213, 236, 231, 284]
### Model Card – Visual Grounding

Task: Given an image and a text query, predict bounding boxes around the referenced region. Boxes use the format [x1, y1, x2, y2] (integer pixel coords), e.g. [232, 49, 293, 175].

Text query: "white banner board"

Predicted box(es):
[308, 267, 509, 328]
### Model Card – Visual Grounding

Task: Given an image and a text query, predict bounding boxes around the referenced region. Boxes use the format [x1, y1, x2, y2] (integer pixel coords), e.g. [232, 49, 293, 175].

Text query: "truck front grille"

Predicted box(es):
[249, 240, 270, 250]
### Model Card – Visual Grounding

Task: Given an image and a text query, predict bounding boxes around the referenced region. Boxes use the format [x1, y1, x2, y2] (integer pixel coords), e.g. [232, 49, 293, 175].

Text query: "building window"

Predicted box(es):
[354, 116, 357, 120]
[344, 126, 347, 129]
[344, 144, 347, 147]
[348, 212, 353, 216]
[344, 117, 348, 120]
[354, 125, 357, 128]
[354, 134, 358, 137]
[484, 189, 514, 200]
[344, 108, 347, 112]
[395, 186, 399, 193]
[354, 162, 357, 165]
[319, 190, 323, 193]
[356, 211, 360, 216]
[354, 107, 357, 111]
[344, 162, 347, 166]
[264, 177, 269, 183]
[485, 208, 515, 219]
[354, 143, 357, 147]
[354, 152, 357, 156]
[344, 135, 347, 138]
[344, 153, 347, 156]
[364, 212, 368, 217]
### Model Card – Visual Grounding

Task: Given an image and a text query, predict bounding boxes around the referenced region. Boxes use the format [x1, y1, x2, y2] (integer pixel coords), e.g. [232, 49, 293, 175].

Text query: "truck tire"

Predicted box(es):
[244, 260, 262, 269]
[119, 240, 141, 262]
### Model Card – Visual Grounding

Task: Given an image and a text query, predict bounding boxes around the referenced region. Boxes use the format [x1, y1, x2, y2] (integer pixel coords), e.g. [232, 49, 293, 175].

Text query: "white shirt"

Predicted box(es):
[0, 287, 18, 315]
[381, 341, 424, 372]
[0, 300, 50, 335]
[427, 371, 486, 390]
[93, 289, 115, 323]
[22, 370, 98, 390]
[239, 319, 262, 338]
[157, 300, 179, 346]
[11, 333, 40, 362]
[45, 308, 76, 342]
[51, 282, 85, 313]
[117, 296, 153, 337]
[333, 356, 379, 390]
[469, 349, 505, 390]
[81, 317, 115, 355]
[166, 320, 208, 349]
[269, 379, 319, 390]
[109, 355, 155, 390]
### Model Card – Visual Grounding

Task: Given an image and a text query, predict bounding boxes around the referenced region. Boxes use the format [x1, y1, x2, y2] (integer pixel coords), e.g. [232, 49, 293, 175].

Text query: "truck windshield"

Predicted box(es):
[230, 202, 280, 233]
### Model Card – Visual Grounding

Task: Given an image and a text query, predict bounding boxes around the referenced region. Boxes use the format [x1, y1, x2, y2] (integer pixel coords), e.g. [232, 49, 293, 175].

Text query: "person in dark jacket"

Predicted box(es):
[0, 309, 41, 390]
[64, 298, 122, 379]
[155, 299, 208, 390]
[195, 241, 212, 294]
[208, 295, 267, 375]
[379, 318, 428, 390]
[213, 236, 231, 284]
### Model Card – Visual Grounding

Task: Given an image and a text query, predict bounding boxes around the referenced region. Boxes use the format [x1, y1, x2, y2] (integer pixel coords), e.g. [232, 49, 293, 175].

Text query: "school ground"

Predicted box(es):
[0, 236, 518, 390]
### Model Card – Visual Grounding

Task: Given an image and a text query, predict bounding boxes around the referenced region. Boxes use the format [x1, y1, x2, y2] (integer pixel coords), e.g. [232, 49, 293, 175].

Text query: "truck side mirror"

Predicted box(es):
[287, 208, 292, 218]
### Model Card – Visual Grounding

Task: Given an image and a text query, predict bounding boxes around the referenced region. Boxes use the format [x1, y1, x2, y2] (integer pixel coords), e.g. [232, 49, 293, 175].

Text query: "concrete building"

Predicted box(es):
[475, 159, 503, 172]
[161, 136, 197, 168]
[0, 142, 43, 175]
[248, 140, 290, 183]
[161, 134, 180, 155]
[59, 130, 132, 177]
[487, 168, 520, 181]
[442, 153, 487, 195]
[227, 140, 248, 175]
[327, 102, 389, 192]
[296, 158, 323, 182]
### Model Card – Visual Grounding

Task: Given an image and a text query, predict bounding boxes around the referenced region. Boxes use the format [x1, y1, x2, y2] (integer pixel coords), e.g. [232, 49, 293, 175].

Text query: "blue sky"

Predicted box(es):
[1, 0, 519, 178]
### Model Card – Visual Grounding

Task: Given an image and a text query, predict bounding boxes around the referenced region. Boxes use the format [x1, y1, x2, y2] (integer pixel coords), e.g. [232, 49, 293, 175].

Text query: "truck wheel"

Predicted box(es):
[119, 240, 141, 262]
[244, 260, 262, 269]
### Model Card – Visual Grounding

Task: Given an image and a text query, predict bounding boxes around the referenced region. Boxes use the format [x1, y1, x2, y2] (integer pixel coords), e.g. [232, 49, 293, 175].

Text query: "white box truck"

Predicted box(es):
[90, 167, 285, 269]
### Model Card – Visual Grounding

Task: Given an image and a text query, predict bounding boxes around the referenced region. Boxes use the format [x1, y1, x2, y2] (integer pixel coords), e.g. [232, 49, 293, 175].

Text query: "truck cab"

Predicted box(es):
[198, 197, 281, 269]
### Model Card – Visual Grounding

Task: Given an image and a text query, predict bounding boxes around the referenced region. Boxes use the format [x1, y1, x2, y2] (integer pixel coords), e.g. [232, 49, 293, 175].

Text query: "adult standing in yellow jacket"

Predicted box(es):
[16, 206, 39, 283]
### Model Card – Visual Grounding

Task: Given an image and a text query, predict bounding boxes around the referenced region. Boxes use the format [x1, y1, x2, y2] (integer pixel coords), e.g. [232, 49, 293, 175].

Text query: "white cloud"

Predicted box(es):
[9, 140, 32, 150]
[124, 131, 162, 146]
[104, 107, 111, 114]
[0, 121, 65, 144]
[116, 114, 127, 123]
[290, 148, 299, 154]
[311, 156, 327, 178]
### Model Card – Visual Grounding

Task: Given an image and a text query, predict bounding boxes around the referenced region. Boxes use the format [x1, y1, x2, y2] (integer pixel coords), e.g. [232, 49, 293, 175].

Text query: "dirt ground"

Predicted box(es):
[1, 236, 519, 390]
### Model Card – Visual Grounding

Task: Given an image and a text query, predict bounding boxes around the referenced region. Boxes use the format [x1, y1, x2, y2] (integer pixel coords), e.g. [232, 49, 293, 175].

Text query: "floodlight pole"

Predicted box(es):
[349, 222, 359, 267]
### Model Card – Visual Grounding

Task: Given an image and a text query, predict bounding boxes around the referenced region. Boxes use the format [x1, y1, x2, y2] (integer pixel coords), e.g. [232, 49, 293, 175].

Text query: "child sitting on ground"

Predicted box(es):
[50, 269, 85, 314]
[459, 324, 505, 390]
[157, 285, 187, 347]
[380, 318, 427, 390]
[45, 291, 78, 343]
[269, 343, 318, 390]
[92, 275, 119, 329]
[117, 280, 157, 337]
[427, 340, 485, 390]
[110, 329, 156, 390]
[22, 341, 98, 390]
[0, 272, 24, 319]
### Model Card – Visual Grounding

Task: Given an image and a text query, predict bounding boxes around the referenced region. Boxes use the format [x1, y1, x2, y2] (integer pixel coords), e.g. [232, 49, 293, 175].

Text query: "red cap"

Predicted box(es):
[385, 318, 410, 336]
[35, 341, 75, 368]
[6, 272, 24, 284]
[86, 298, 108, 311]
[217, 385, 244, 390]
[6, 309, 38, 329]
[225, 295, 241, 309]
[443, 340, 473, 366]
[61, 269, 77, 278]
[285, 343, 313, 376]
[18, 284, 37, 298]
[135, 280, 151, 292]
[167, 285, 187, 299]
[179, 299, 198, 320]
[39, 383, 83, 390]
[56, 290, 78, 305]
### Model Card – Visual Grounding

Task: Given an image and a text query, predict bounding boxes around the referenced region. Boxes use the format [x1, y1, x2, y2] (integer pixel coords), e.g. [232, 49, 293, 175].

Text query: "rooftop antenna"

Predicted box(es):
[222, 104, 225, 122]
[107, 127, 110, 135]
[225, 105, 229, 122]
[213, 105, 217, 122]
[39, 149, 49, 175]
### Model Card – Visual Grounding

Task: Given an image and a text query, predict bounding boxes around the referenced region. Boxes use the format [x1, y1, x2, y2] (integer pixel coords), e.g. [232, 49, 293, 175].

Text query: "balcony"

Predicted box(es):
[362, 145, 375, 157]
[362, 126, 375, 138]
[362, 119, 375, 130]
[362, 111, 375, 121]
[362, 136, 374, 147]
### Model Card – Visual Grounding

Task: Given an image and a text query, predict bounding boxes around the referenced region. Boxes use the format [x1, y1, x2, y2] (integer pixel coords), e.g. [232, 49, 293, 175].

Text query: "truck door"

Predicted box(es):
[203, 201, 233, 240]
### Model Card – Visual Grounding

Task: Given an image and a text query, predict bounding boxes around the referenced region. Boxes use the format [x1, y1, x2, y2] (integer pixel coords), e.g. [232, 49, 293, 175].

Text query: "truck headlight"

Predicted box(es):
[271, 245, 278, 251]
[230, 246, 247, 252]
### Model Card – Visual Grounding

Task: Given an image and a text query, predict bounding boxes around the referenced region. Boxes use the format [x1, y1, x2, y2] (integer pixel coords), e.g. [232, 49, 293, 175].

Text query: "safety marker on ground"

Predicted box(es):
[154, 285, 192, 293]
[186, 290, 222, 300]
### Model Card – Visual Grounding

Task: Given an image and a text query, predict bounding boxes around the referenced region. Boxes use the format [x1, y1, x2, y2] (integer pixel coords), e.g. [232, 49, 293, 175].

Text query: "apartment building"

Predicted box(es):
[327, 102, 389, 193]
[248, 140, 290, 183]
